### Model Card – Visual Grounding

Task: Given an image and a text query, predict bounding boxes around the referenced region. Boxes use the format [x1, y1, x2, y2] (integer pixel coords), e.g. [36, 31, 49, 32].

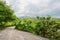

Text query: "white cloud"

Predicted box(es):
[4, 0, 60, 17]
[53, 2, 60, 8]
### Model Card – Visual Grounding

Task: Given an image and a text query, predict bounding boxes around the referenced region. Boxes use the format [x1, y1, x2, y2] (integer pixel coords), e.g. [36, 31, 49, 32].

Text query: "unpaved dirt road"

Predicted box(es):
[0, 27, 49, 40]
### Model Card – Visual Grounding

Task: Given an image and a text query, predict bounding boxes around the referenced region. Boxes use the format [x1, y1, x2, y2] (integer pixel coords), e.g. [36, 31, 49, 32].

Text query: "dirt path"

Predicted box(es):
[0, 27, 49, 40]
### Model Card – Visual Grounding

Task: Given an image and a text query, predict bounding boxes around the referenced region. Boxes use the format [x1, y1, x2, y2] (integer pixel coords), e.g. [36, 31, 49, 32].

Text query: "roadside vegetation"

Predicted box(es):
[0, 1, 17, 30]
[15, 16, 60, 40]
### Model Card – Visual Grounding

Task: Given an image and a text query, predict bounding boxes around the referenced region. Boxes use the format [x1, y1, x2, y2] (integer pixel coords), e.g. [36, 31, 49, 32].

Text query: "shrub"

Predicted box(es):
[15, 16, 60, 40]
[0, 1, 17, 30]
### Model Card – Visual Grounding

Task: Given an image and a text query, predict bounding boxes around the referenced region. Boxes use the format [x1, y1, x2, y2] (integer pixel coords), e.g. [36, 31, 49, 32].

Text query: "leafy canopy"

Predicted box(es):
[0, 1, 17, 22]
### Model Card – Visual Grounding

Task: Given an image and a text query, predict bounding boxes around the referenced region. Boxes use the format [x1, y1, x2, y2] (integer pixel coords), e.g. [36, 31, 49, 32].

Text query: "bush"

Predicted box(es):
[15, 16, 60, 40]
[0, 1, 17, 30]
[0, 22, 6, 30]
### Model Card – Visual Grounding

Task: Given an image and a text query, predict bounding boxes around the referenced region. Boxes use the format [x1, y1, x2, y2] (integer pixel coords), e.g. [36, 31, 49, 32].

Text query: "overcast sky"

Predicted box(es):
[4, 0, 60, 17]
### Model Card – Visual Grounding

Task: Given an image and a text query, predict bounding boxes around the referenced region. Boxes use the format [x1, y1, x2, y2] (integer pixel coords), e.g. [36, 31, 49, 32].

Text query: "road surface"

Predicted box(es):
[0, 27, 49, 40]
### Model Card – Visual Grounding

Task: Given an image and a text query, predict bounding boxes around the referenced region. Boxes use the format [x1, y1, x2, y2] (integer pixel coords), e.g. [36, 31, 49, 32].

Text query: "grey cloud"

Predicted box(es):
[5, 0, 60, 18]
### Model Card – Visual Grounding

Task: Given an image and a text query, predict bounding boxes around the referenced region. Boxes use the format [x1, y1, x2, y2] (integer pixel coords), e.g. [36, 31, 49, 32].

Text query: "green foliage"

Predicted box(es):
[15, 16, 60, 40]
[0, 1, 17, 30]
